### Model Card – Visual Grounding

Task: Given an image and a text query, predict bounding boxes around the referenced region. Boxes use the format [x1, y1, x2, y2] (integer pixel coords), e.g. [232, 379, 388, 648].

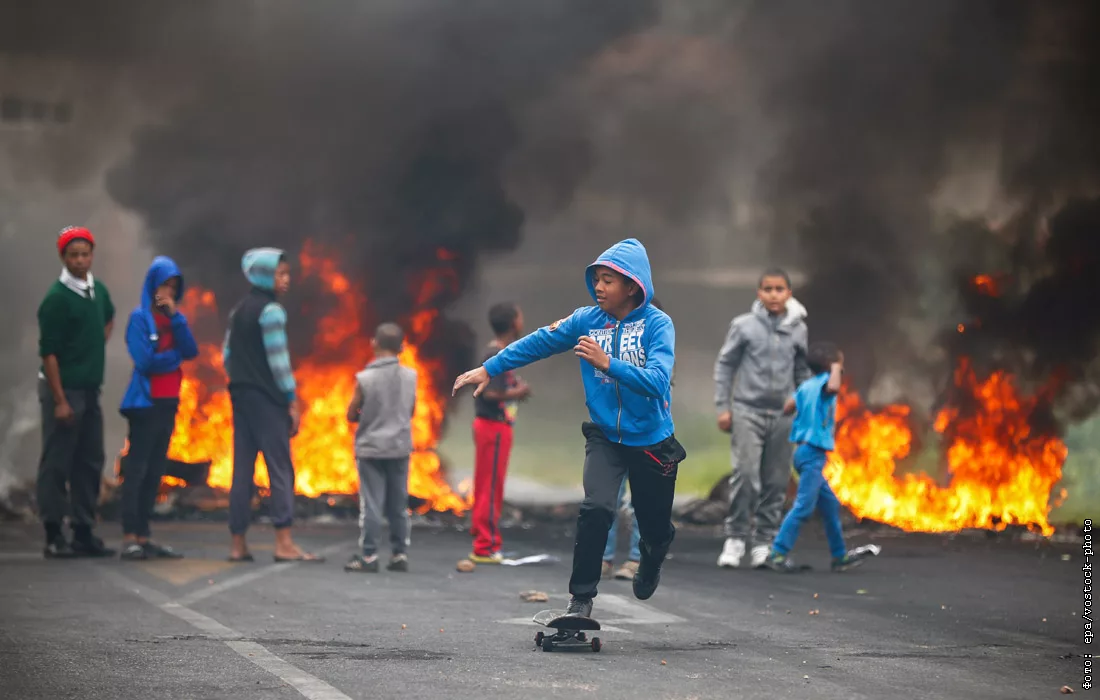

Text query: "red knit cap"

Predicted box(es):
[57, 226, 95, 254]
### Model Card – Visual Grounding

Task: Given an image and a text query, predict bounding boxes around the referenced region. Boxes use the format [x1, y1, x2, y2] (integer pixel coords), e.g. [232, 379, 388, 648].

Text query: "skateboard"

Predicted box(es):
[532, 609, 602, 652]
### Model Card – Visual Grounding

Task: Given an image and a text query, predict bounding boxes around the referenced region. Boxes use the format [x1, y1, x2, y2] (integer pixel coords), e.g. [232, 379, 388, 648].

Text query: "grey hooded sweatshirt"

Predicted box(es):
[714, 297, 811, 414]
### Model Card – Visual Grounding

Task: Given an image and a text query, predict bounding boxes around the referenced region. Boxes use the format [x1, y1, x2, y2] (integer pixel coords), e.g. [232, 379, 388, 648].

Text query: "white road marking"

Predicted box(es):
[176, 539, 347, 606]
[225, 641, 353, 700]
[100, 544, 357, 700]
[598, 593, 686, 624]
[161, 602, 240, 639]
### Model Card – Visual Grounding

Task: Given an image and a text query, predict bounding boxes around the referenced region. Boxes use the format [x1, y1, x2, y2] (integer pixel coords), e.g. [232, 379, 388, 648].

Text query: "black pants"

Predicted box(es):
[121, 399, 179, 537]
[569, 422, 685, 599]
[36, 380, 105, 531]
[229, 387, 295, 535]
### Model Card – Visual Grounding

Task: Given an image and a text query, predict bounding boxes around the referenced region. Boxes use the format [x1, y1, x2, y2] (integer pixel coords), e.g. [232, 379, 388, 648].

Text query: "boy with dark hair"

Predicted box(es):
[118, 256, 199, 560]
[344, 322, 418, 573]
[223, 248, 322, 563]
[469, 302, 530, 564]
[765, 342, 870, 572]
[453, 238, 685, 618]
[36, 226, 116, 558]
[714, 267, 810, 569]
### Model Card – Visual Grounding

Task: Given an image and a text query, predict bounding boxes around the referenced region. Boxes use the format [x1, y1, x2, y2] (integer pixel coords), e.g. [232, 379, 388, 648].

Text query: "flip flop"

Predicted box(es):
[228, 553, 254, 562]
[274, 553, 326, 563]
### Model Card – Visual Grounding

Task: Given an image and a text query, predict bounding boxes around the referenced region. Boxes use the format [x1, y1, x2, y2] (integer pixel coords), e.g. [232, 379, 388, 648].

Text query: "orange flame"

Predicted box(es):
[826, 358, 1067, 536]
[972, 274, 1000, 297]
[159, 243, 470, 514]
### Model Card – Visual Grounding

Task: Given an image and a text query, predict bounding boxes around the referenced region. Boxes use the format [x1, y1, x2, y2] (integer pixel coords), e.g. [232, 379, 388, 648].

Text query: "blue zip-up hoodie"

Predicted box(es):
[483, 238, 675, 446]
[119, 256, 199, 413]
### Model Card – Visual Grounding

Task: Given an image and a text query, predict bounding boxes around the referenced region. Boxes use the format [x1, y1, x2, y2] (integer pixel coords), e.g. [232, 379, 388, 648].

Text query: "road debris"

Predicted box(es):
[502, 554, 560, 566]
[519, 590, 549, 603]
[456, 559, 475, 573]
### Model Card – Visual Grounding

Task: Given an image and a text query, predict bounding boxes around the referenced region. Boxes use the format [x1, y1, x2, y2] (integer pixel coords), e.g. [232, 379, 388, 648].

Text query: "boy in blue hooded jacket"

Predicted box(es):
[453, 239, 685, 618]
[119, 256, 199, 560]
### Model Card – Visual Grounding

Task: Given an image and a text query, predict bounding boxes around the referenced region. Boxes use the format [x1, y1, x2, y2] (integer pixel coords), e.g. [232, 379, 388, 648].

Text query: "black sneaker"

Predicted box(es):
[120, 543, 148, 561]
[633, 530, 674, 601]
[565, 595, 593, 619]
[344, 554, 379, 573]
[387, 554, 409, 572]
[71, 535, 116, 558]
[143, 542, 184, 559]
[43, 535, 77, 559]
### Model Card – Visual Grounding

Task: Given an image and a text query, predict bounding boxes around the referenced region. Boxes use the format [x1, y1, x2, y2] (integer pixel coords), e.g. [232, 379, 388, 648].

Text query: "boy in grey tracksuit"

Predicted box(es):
[344, 322, 418, 573]
[714, 268, 810, 569]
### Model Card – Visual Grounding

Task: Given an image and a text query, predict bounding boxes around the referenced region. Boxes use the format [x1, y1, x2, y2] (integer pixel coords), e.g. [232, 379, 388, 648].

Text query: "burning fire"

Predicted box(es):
[825, 358, 1067, 536]
[153, 243, 470, 514]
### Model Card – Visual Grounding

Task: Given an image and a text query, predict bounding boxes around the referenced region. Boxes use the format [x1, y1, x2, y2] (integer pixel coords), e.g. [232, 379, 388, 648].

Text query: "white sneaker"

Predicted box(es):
[717, 538, 745, 568]
[750, 545, 770, 569]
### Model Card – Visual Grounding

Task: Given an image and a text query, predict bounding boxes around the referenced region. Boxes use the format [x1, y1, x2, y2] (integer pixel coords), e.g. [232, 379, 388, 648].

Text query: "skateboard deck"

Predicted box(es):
[532, 609, 602, 652]
[532, 609, 601, 630]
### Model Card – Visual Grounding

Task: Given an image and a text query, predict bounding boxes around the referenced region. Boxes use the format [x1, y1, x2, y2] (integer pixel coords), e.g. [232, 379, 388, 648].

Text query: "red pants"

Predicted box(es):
[471, 417, 513, 556]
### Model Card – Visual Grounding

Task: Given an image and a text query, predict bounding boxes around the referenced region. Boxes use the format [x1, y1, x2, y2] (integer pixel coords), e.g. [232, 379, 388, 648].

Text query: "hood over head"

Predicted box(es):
[241, 247, 286, 292]
[585, 238, 654, 311]
[141, 256, 184, 311]
[751, 296, 808, 327]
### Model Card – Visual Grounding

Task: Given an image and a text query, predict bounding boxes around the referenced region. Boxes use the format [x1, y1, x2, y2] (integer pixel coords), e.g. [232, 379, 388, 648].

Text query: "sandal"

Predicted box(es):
[228, 553, 254, 562]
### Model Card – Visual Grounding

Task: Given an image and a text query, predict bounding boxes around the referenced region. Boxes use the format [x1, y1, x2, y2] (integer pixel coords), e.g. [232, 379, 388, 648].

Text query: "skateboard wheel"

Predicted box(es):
[577, 632, 587, 642]
[534, 632, 544, 647]
[591, 637, 601, 652]
[542, 639, 554, 652]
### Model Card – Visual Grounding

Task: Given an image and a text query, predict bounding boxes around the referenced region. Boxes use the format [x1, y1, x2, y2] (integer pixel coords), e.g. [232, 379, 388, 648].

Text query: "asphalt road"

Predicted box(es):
[0, 518, 1084, 700]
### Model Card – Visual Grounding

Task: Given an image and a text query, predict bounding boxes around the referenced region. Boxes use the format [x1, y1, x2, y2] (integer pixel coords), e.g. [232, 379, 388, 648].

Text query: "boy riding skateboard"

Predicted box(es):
[453, 238, 685, 620]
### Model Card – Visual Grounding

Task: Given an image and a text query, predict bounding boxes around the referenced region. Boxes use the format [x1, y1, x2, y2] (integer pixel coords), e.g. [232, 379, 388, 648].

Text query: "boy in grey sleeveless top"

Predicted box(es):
[344, 323, 418, 572]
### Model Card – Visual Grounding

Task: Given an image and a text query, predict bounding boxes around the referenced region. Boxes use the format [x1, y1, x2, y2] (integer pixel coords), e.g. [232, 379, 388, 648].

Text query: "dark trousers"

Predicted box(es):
[121, 399, 179, 537]
[356, 457, 410, 556]
[569, 422, 683, 599]
[229, 388, 295, 535]
[36, 379, 105, 531]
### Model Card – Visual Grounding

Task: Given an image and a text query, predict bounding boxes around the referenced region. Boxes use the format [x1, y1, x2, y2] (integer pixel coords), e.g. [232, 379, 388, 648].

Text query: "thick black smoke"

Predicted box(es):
[945, 196, 1100, 426]
[735, 0, 1100, 423]
[95, 1, 658, 374]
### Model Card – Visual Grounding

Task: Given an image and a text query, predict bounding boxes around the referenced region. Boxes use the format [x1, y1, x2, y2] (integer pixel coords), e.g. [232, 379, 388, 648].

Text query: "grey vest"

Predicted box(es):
[353, 357, 417, 459]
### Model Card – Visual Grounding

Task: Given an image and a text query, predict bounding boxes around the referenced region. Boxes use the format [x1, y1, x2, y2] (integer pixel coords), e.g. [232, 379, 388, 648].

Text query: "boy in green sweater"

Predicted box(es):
[36, 226, 116, 558]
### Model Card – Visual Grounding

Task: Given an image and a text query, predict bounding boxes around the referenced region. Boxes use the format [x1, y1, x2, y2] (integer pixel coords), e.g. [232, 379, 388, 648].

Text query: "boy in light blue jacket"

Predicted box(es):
[453, 239, 686, 619]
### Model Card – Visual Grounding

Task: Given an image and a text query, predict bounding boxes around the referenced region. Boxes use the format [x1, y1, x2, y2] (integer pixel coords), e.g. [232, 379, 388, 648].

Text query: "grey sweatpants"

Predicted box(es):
[724, 407, 794, 543]
[357, 457, 411, 557]
[36, 380, 105, 528]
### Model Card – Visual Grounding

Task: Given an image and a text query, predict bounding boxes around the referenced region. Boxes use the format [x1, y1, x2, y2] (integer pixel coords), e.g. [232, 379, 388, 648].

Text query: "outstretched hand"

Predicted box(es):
[574, 336, 610, 372]
[453, 366, 490, 397]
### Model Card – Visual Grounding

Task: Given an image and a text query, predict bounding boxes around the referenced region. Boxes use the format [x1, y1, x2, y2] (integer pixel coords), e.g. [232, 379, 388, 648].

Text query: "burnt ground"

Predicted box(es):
[0, 516, 1084, 700]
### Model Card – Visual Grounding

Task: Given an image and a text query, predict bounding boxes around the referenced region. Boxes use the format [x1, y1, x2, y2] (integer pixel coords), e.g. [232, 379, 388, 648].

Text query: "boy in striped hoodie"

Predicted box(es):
[222, 248, 323, 563]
